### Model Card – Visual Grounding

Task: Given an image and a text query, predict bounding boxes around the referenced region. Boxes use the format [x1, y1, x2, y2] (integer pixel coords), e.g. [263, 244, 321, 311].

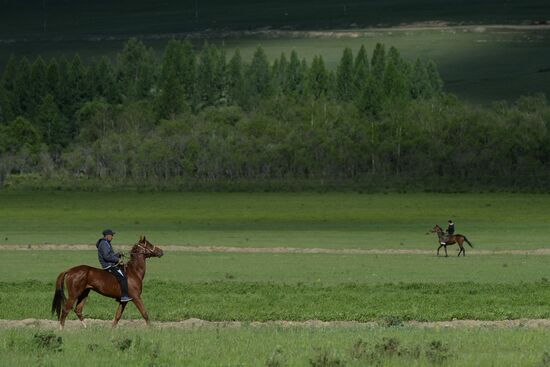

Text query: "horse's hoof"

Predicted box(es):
[81, 321, 87, 328]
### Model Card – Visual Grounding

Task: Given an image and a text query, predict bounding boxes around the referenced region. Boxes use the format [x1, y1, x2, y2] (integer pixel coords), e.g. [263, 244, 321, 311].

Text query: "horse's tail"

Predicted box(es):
[463, 236, 473, 248]
[51, 271, 67, 320]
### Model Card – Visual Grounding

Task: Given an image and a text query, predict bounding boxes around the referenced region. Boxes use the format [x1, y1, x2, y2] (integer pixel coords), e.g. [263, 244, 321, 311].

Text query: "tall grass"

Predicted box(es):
[2, 280, 550, 321]
[1, 326, 550, 366]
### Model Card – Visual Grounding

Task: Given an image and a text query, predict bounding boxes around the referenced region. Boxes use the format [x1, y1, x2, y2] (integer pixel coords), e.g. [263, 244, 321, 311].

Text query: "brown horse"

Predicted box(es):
[51, 236, 163, 329]
[430, 224, 473, 257]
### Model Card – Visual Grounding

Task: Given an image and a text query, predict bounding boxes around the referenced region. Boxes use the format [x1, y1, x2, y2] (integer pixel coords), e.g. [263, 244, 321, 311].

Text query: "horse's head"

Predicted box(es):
[429, 225, 443, 234]
[131, 235, 164, 258]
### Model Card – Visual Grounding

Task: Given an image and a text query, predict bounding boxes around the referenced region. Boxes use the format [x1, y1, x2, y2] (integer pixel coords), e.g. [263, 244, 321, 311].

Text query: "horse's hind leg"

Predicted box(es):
[458, 245, 464, 257]
[60, 296, 76, 329]
[74, 289, 91, 328]
[444, 246, 448, 257]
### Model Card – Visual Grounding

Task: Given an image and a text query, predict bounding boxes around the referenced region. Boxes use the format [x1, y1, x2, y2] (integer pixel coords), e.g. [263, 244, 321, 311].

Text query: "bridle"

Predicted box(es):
[131, 242, 157, 255]
[429, 226, 443, 235]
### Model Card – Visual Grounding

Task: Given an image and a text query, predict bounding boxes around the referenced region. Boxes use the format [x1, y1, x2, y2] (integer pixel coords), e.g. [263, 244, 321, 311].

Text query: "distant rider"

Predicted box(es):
[96, 229, 132, 302]
[441, 220, 455, 245]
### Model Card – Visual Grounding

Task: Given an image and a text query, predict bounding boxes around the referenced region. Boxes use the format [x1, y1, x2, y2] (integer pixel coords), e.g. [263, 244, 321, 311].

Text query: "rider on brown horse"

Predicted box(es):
[52, 235, 163, 329]
[431, 223, 473, 257]
[97, 229, 132, 302]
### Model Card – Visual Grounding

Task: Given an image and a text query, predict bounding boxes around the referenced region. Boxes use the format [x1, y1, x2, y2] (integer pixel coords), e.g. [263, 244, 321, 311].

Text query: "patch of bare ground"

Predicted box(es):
[18, 22, 549, 44]
[1, 244, 550, 255]
[3, 318, 550, 330]
[164, 23, 550, 40]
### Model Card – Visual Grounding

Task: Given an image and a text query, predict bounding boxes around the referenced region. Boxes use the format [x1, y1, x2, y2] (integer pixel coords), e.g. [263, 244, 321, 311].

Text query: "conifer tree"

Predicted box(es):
[196, 43, 225, 107]
[0, 85, 14, 123]
[30, 56, 48, 113]
[227, 49, 245, 105]
[371, 43, 386, 82]
[1, 55, 18, 92]
[272, 53, 288, 95]
[180, 40, 196, 101]
[14, 57, 33, 115]
[94, 57, 117, 101]
[410, 59, 432, 99]
[117, 38, 156, 99]
[307, 55, 329, 99]
[68, 54, 88, 110]
[383, 46, 409, 101]
[157, 41, 186, 116]
[285, 50, 305, 96]
[55, 57, 71, 116]
[336, 47, 354, 101]
[353, 45, 369, 96]
[46, 58, 60, 99]
[0, 55, 18, 118]
[246, 46, 272, 99]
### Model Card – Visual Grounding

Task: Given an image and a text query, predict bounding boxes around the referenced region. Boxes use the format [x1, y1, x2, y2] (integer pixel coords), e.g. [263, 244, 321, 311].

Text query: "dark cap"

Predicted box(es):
[102, 229, 115, 236]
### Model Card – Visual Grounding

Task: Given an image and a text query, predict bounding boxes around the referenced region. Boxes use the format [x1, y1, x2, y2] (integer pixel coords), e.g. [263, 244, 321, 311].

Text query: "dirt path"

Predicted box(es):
[3, 318, 550, 330]
[8, 22, 545, 43]
[1, 244, 550, 255]
[142, 23, 550, 42]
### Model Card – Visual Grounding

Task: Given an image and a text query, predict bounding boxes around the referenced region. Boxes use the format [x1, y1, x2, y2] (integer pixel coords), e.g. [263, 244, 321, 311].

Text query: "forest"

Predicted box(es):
[0, 38, 549, 191]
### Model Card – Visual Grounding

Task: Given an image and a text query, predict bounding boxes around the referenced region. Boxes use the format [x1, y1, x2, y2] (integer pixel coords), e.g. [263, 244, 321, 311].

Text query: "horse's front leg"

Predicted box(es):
[444, 246, 448, 257]
[437, 244, 443, 256]
[112, 301, 127, 328]
[132, 296, 150, 326]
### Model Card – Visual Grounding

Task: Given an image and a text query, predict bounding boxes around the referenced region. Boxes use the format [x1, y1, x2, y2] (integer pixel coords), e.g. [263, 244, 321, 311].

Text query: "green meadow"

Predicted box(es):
[0, 192, 549, 249]
[1, 251, 549, 285]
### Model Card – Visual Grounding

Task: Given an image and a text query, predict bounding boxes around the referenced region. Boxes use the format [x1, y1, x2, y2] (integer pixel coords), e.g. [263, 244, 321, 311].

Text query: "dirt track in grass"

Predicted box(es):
[4, 318, 550, 329]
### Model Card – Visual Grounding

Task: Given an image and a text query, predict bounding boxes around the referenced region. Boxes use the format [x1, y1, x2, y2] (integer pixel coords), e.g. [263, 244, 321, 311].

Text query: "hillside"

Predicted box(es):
[1, 0, 548, 40]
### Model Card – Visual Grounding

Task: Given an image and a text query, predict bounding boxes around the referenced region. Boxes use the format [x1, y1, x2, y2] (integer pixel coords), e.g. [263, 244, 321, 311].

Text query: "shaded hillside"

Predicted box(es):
[0, 0, 548, 40]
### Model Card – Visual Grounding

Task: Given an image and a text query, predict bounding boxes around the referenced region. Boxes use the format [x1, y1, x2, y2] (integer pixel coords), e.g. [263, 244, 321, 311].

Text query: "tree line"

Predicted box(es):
[0, 38, 548, 191]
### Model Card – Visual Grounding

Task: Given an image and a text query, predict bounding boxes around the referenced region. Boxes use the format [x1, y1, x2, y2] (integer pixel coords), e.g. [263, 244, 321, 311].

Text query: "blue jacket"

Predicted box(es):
[97, 238, 120, 269]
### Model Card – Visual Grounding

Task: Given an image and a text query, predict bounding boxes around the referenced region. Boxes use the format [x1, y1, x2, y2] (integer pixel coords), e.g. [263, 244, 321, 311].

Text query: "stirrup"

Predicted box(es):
[120, 296, 133, 302]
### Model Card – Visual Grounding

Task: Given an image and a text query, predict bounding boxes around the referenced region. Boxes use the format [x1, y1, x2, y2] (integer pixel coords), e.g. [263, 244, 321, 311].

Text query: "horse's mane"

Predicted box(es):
[126, 243, 145, 266]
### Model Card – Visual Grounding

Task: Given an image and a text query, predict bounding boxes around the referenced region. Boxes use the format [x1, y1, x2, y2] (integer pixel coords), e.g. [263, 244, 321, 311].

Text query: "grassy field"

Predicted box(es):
[2, 191, 550, 365]
[0, 191, 549, 249]
[2, 326, 550, 366]
[2, 251, 550, 285]
[1, 27, 549, 102]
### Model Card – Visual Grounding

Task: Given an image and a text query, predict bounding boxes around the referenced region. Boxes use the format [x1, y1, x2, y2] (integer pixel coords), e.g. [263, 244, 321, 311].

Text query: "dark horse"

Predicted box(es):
[430, 224, 473, 257]
[52, 236, 163, 329]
